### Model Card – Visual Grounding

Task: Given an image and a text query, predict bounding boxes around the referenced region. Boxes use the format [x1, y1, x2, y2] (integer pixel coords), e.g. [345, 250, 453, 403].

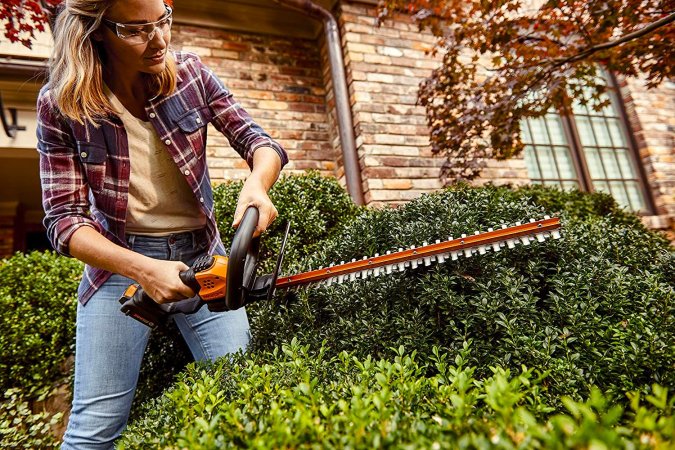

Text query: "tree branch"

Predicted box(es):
[554, 11, 675, 66]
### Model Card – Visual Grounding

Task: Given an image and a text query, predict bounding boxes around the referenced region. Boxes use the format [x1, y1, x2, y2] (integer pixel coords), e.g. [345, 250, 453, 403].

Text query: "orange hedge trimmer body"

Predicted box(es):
[120, 207, 562, 329]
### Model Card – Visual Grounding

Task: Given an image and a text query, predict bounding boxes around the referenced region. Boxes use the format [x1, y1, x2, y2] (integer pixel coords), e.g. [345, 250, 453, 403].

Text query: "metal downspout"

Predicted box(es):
[274, 0, 365, 205]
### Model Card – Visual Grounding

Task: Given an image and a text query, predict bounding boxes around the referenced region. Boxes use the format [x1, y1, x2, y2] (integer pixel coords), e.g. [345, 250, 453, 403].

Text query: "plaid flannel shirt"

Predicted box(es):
[36, 51, 288, 305]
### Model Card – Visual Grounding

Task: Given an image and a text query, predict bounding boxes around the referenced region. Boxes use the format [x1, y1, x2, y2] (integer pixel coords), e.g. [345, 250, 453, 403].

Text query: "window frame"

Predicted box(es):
[529, 72, 656, 215]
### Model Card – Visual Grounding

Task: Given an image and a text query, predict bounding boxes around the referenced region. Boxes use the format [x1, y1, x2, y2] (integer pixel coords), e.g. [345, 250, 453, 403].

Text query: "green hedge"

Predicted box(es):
[0, 252, 80, 448]
[2, 176, 673, 447]
[118, 340, 674, 449]
[0, 173, 360, 414]
[121, 182, 674, 447]
[213, 170, 361, 273]
[0, 251, 82, 395]
[0, 388, 62, 449]
[248, 184, 674, 405]
[135, 172, 361, 406]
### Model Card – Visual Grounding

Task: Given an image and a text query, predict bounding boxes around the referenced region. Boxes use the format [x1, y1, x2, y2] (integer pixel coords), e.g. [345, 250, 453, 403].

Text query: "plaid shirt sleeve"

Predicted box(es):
[195, 57, 288, 169]
[36, 88, 103, 256]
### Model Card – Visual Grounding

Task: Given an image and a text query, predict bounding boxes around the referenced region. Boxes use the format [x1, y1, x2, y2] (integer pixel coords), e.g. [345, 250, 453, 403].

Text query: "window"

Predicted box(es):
[522, 76, 651, 213]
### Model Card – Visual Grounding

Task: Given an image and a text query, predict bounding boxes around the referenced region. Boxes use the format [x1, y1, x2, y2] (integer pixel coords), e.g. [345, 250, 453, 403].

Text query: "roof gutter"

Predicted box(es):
[273, 0, 365, 205]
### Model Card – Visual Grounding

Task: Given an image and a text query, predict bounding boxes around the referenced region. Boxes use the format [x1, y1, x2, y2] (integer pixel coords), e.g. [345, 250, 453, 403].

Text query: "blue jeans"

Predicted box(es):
[61, 230, 251, 449]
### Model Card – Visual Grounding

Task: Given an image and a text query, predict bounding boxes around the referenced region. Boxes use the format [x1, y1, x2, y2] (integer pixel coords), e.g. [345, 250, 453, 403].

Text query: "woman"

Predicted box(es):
[37, 0, 288, 447]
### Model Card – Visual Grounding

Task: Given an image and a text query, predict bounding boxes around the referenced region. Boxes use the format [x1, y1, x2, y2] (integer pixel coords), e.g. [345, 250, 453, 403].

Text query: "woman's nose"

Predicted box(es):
[148, 27, 167, 48]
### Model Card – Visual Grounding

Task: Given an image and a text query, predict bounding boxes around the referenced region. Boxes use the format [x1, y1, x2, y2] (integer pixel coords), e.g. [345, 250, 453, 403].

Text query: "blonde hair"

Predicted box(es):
[49, 0, 176, 124]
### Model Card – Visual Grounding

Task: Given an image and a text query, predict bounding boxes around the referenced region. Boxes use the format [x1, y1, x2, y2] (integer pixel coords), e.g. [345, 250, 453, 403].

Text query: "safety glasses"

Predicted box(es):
[102, 5, 173, 45]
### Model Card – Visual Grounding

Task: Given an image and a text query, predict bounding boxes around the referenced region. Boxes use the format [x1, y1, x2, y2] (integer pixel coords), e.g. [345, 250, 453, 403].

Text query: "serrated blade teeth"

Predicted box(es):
[436, 241, 446, 263]
[360, 256, 368, 278]
[421, 242, 433, 266]
[349, 259, 357, 281]
[309, 217, 559, 287]
[407, 245, 418, 269]
[396, 248, 406, 271]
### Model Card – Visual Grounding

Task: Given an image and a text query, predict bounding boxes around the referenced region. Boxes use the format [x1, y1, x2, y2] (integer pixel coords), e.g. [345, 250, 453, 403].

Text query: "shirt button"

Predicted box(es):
[164, 139, 171, 145]
[199, 197, 205, 203]
[196, 117, 202, 124]
[149, 112, 156, 118]
[184, 169, 190, 176]
[80, 152, 87, 158]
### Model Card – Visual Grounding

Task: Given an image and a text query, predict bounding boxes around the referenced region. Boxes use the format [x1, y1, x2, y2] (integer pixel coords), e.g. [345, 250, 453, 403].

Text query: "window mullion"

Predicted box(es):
[525, 119, 544, 183]
[559, 107, 592, 192]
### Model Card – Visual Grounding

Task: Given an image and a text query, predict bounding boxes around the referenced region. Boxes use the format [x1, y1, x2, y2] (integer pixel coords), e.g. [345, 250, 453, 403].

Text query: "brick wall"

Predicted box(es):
[171, 25, 337, 181]
[621, 76, 675, 226]
[337, 2, 671, 221]
[337, 3, 530, 205]
[170, 6, 671, 228]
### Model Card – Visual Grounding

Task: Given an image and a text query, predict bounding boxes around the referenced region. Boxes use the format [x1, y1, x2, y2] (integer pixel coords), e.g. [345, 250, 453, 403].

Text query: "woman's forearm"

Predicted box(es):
[68, 226, 151, 281]
[248, 146, 282, 191]
[68, 226, 196, 302]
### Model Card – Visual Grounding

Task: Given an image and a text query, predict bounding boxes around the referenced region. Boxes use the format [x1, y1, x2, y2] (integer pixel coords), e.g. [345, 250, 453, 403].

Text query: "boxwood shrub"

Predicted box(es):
[119, 340, 674, 449]
[135, 172, 361, 404]
[3, 176, 674, 447]
[0, 251, 82, 395]
[213, 170, 362, 273]
[0, 173, 361, 416]
[248, 184, 674, 405]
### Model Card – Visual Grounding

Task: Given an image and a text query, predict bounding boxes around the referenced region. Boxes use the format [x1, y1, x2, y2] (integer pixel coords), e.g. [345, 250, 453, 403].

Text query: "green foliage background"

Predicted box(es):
[119, 341, 675, 449]
[122, 179, 674, 447]
[250, 184, 674, 404]
[1, 173, 673, 448]
[0, 252, 81, 395]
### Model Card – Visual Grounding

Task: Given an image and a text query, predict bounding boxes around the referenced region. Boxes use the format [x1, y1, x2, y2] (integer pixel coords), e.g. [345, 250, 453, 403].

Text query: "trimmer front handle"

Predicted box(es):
[118, 206, 282, 328]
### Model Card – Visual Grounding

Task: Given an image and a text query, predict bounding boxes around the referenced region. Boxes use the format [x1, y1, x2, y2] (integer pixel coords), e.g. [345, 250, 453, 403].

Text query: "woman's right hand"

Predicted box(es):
[136, 258, 196, 304]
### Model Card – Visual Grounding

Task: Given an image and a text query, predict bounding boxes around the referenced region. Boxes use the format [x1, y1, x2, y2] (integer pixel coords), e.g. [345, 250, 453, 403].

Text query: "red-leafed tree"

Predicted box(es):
[378, 0, 675, 182]
[0, 0, 61, 48]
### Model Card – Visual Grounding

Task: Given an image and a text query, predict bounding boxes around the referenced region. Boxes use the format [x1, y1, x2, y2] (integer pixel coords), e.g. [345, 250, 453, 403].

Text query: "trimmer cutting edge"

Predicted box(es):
[119, 206, 562, 329]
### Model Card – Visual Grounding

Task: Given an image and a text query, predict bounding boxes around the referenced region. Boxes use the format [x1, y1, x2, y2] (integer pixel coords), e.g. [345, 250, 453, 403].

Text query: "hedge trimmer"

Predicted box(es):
[119, 206, 562, 329]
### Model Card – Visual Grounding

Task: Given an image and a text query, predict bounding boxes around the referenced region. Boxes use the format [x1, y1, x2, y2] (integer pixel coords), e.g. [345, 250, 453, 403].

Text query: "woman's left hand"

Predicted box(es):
[233, 176, 278, 237]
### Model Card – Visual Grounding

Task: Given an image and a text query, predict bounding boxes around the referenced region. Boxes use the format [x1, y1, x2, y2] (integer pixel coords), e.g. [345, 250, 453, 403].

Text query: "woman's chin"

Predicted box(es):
[143, 61, 166, 74]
